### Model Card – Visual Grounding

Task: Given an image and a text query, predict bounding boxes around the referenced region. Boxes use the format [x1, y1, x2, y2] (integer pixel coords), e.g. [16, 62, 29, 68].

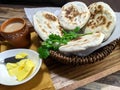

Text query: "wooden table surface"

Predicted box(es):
[0, 1, 120, 90]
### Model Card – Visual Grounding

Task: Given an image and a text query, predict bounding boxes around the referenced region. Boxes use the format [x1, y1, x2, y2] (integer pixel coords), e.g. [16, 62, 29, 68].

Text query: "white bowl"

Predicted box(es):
[0, 49, 42, 86]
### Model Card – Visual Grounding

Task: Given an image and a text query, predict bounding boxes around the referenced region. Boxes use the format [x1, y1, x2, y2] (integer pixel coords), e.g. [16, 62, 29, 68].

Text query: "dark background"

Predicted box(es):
[0, 0, 119, 11]
[0, 0, 68, 6]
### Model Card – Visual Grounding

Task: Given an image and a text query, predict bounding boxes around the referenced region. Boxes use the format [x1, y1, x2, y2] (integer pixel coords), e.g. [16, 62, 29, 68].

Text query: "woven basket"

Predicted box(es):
[49, 39, 119, 65]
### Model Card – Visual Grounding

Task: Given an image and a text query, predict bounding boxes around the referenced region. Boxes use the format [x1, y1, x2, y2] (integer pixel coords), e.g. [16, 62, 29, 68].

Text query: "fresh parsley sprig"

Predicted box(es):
[38, 27, 91, 59]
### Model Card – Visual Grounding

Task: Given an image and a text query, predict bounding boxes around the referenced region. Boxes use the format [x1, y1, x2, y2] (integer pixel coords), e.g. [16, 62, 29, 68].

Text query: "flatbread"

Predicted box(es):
[33, 11, 62, 41]
[58, 1, 90, 30]
[84, 2, 116, 41]
[59, 32, 104, 52]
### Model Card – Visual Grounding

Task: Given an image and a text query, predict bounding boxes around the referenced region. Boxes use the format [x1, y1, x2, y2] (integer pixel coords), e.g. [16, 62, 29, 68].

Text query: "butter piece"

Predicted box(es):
[16, 59, 35, 81]
[6, 63, 18, 76]
[15, 52, 28, 59]
[6, 63, 18, 70]
[6, 59, 35, 81]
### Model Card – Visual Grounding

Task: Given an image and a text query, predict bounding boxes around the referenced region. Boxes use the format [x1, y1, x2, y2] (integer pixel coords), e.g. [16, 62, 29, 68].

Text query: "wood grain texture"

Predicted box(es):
[0, 6, 31, 26]
[46, 46, 120, 90]
[77, 82, 120, 90]
[0, 3, 120, 90]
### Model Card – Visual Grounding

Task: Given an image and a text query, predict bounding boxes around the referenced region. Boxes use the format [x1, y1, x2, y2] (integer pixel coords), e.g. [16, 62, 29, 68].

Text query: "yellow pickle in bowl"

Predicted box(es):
[6, 52, 35, 81]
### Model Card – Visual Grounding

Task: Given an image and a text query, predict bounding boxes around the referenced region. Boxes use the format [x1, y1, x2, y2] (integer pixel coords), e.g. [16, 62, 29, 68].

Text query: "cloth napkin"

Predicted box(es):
[0, 32, 55, 90]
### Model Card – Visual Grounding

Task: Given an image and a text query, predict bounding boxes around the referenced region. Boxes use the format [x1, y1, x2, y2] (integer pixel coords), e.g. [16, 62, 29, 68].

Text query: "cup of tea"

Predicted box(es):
[0, 18, 31, 48]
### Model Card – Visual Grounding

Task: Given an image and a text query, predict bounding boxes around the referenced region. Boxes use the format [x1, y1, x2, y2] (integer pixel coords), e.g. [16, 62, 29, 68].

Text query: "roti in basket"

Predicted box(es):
[31, 1, 117, 63]
[58, 1, 90, 30]
[33, 11, 62, 41]
[84, 2, 116, 41]
[59, 32, 104, 53]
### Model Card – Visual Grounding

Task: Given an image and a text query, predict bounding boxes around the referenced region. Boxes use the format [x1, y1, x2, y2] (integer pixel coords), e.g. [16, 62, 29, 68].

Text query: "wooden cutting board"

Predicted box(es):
[46, 45, 120, 90]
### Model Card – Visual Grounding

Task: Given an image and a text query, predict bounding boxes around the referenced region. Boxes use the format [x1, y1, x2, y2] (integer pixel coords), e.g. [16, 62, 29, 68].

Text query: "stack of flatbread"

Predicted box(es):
[33, 1, 116, 55]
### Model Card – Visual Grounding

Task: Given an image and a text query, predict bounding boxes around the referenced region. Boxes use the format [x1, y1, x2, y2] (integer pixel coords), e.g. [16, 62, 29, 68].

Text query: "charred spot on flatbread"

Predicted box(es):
[84, 2, 116, 41]
[44, 13, 57, 21]
[64, 5, 79, 21]
[87, 15, 107, 29]
[58, 1, 90, 30]
[33, 11, 62, 41]
[106, 21, 112, 28]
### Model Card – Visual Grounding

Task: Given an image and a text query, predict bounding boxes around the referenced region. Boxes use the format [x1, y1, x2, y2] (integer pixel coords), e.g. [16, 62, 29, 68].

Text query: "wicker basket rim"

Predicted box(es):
[49, 39, 119, 65]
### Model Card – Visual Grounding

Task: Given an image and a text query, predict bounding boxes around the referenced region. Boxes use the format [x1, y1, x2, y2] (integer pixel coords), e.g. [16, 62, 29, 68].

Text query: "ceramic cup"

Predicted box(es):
[0, 18, 30, 48]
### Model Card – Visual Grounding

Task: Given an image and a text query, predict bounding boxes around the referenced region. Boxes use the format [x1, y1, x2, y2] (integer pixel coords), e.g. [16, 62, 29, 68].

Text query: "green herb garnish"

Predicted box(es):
[38, 27, 92, 59]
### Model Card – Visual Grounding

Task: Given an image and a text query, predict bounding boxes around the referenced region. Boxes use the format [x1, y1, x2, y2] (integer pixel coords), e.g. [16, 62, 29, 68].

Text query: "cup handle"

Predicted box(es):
[0, 26, 5, 41]
[28, 25, 35, 33]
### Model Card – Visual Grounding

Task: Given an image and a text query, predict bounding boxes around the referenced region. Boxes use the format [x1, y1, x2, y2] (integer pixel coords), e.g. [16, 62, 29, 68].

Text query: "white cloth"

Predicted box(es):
[24, 7, 120, 56]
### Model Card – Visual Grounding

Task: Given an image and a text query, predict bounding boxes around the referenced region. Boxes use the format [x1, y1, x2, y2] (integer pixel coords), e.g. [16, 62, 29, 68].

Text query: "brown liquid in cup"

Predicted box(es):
[0, 18, 31, 48]
[4, 22, 24, 32]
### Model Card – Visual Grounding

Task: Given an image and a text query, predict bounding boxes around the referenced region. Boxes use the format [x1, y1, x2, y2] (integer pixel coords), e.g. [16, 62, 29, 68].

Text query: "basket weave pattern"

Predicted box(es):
[50, 39, 119, 65]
